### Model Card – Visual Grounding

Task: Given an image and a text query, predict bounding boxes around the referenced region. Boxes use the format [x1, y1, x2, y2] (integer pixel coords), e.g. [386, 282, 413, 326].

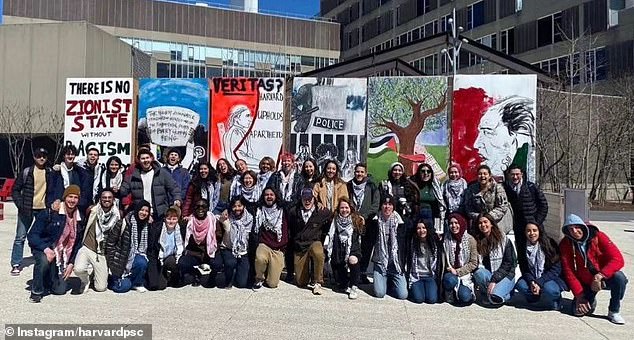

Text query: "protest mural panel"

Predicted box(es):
[64, 78, 134, 164]
[290, 78, 367, 181]
[210, 77, 285, 169]
[138, 78, 209, 171]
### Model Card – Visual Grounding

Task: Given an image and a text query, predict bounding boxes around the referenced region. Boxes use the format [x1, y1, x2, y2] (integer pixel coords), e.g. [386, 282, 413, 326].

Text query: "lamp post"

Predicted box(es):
[440, 8, 469, 76]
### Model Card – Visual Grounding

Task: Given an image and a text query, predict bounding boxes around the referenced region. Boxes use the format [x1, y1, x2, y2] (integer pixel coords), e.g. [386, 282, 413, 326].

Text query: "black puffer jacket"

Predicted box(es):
[267, 170, 304, 209]
[105, 217, 130, 278]
[12, 165, 57, 217]
[120, 163, 180, 219]
[503, 180, 548, 228]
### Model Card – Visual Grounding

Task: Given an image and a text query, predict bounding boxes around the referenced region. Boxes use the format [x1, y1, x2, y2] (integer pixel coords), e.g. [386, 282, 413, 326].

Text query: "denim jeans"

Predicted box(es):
[580, 271, 628, 313]
[129, 254, 148, 288]
[108, 275, 133, 293]
[373, 264, 407, 299]
[213, 249, 250, 288]
[31, 250, 67, 296]
[409, 276, 438, 304]
[11, 213, 36, 267]
[442, 272, 475, 303]
[473, 268, 515, 304]
[515, 278, 562, 308]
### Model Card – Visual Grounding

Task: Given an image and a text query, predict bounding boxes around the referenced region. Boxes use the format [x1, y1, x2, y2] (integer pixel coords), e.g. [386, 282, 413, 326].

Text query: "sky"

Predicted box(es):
[167, 0, 321, 18]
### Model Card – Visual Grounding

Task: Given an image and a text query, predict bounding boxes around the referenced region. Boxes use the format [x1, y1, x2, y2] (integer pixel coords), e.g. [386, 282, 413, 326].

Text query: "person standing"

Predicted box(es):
[52, 144, 92, 214]
[10, 148, 57, 276]
[95, 156, 124, 207]
[288, 188, 331, 295]
[27, 185, 85, 302]
[441, 163, 468, 215]
[464, 165, 513, 234]
[409, 163, 446, 236]
[183, 162, 219, 217]
[163, 148, 191, 202]
[560, 214, 627, 324]
[73, 188, 121, 293]
[120, 149, 181, 220]
[313, 160, 349, 213]
[346, 163, 380, 283]
[80, 147, 102, 205]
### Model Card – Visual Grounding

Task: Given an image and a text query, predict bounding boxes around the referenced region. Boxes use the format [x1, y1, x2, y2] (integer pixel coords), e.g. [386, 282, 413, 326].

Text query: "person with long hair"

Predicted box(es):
[179, 198, 220, 287]
[407, 219, 444, 304]
[442, 213, 478, 305]
[441, 163, 468, 215]
[214, 158, 236, 214]
[410, 163, 446, 236]
[95, 156, 124, 206]
[324, 197, 365, 299]
[464, 165, 513, 234]
[314, 160, 349, 213]
[257, 156, 276, 193]
[372, 195, 408, 300]
[183, 162, 219, 217]
[515, 222, 567, 310]
[300, 158, 320, 189]
[231, 170, 261, 215]
[472, 214, 517, 305]
[253, 187, 289, 289]
[215, 196, 254, 289]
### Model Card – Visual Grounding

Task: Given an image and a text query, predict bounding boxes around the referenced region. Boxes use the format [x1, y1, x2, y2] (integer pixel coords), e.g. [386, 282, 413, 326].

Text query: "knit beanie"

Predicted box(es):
[63, 184, 81, 199]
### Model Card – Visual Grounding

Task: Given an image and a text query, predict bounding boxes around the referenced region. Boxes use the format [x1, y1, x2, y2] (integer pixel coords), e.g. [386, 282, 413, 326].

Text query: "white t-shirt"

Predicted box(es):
[140, 169, 154, 208]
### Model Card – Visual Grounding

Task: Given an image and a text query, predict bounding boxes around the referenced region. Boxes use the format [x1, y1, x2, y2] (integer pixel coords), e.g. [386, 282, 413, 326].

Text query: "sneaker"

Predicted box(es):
[252, 280, 263, 290]
[444, 291, 456, 304]
[312, 283, 324, 295]
[348, 286, 359, 300]
[608, 311, 625, 325]
[10, 266, 21, 276]
[132, 286, 147, 293]
[29, 293, 42, 303]
[79, 281, 90, 294]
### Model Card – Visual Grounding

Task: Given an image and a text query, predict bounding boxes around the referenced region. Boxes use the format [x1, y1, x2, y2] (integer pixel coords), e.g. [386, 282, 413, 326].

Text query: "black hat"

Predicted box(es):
[34, 148, 48, 158]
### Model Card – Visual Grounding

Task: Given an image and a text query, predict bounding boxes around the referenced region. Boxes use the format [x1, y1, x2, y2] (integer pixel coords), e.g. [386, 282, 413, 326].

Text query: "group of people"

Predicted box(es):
[10, 146, 627, 325]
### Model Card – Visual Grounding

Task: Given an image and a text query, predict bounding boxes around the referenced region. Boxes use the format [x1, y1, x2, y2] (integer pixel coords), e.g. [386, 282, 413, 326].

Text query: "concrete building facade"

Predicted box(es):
[321, 0, 634, 83]
[2, 0, 340, 78]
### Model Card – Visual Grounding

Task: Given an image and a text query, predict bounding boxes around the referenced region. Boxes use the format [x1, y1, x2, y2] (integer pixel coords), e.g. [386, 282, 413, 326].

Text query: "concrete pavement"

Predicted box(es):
[0, 203, 632, 340]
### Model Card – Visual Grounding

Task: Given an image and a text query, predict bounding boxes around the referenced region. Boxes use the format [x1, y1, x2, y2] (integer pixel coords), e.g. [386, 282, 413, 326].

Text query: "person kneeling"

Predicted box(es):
[560, 214, 627, 325]
[407, 220, 443, 304]
[147, 206, 184, 290]
[27, 185, 85, 303]
[442, 213, 478, 305]
[325, 198, 364, 299]
[515, 222, 567, 310]
[253, 188, 289, 289]
[290, 188, 331, 295]
[473, 214, 517, 305]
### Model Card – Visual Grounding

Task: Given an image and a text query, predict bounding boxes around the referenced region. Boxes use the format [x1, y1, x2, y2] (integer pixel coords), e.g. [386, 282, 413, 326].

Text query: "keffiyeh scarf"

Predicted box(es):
[230, 210, 254, 257]
[256, 205, 284, 242]
[372, 212, 403, 273]
[526, 242, 545, 279]
[278, 170, 296, 202]
[351, 180, 367, 208]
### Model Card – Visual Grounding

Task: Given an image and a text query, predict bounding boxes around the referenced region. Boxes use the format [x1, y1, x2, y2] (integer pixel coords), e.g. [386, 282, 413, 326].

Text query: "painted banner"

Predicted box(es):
[290, 77, 367, 181]
[452, 74, 537, 182]
[210, 78, 285, 169]
[64, 78, 134, 164]
[367, 77, 449, 182]
[138, 78, 209, 171]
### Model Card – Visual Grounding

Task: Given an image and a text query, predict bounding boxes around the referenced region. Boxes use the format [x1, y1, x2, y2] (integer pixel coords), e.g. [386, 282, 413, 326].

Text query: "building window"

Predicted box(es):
[586, 47, 608, 82]
[478, 34, 497, 49]
[537, 12, 563, 48]
[467, 1, 485, 30]
[424, 20, 436, 37]
[500, 28, 515, 54]
[516, 0, 523, 12]
[157, 62, 170, 78]
[440, 15, 449, 33]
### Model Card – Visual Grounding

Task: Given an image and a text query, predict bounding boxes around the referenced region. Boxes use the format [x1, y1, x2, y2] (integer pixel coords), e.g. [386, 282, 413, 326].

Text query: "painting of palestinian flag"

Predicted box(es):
[367, 77, 449, 182]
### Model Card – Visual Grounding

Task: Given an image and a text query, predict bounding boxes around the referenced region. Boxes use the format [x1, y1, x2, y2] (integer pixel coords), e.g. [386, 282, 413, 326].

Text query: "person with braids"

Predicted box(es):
[215, 196, 254, 289]
[472, 214, 517, 305]
[182, 162, 219, 218]
[372, 195, 408, 300]
[325, 197, 365, 299]
[514, 222, 567, 310]
[442, 213, 478, 305]
[407, 219, 444, 304]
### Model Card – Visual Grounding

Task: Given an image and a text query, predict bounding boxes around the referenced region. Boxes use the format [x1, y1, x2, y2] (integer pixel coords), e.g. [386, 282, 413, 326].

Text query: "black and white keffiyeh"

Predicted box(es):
[372, 212, 403, 273]
[230, 210, 254, 257]
[256, 205, 284, 242]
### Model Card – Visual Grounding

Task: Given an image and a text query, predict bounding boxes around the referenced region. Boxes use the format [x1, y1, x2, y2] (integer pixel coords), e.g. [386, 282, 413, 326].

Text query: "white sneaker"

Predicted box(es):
[348, 286, 359, 300]
[312, 283, 324, 295]
[132, 286, 147, 293]
[608, 311, 625, 325]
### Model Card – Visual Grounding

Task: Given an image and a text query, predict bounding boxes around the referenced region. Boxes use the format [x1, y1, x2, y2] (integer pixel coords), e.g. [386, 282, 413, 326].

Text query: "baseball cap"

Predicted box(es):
[301, 188, 314, 200]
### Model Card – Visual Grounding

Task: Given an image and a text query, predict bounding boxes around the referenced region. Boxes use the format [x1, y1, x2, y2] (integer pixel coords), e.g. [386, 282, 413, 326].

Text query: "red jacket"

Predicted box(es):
[559, 224, 624, 297]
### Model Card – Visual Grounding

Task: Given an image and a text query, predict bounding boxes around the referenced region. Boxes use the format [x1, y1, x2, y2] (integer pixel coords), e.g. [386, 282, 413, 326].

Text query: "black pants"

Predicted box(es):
[332, 262, 361, 288]
[178, 253, 214, 287]
[360, 221, 378, 274]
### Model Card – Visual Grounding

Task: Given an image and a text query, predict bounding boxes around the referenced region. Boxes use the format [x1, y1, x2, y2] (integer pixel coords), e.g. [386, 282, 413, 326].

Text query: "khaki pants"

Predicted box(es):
[73, 246, 108, 292]
[294, 241, 325, 287]
[254, 243, 284, 288]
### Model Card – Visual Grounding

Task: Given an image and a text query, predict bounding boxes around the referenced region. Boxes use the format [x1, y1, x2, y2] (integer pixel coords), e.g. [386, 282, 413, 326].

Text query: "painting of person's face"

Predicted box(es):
[474, 102, 515, 175]
[238, 109, 252, 127]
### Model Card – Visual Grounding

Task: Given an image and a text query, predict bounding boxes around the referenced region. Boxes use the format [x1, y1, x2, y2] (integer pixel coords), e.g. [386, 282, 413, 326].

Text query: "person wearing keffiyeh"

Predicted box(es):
[441, 163, 468, 215]
[147, 206, 184, 291]
[514, 222, 567, 311]
[324, 197, 365, 299]
[253, 187, 289, 289]
[74, 188, 121, 294]
[472, 214, 517, 305]
[407, 220, 443, 304]
[372, 195, 408, 300]
[116, 200, 153, 293]
[182, 162, 220, 217]
[442, 213, 478, 305]
[27, 185, 86, 303]
[179, 198, 220, 288]
[214, 196, 254, 289]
